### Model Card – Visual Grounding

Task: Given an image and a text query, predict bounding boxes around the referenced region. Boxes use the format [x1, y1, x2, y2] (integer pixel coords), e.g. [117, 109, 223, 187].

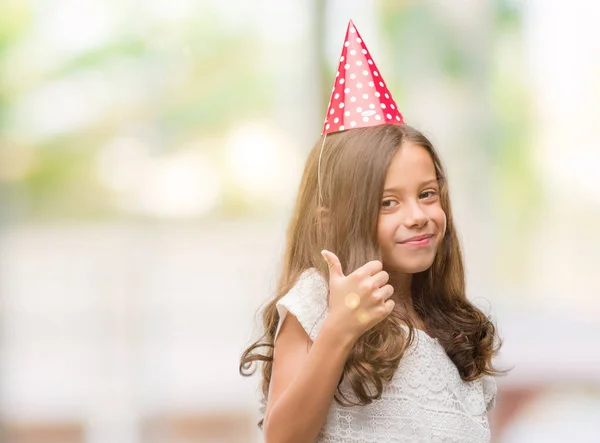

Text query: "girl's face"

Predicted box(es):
[377, 142, 447, 274]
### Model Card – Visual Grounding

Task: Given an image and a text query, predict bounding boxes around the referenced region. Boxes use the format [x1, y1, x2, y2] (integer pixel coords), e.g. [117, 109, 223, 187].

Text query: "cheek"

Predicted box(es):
[438, 208, 446, 233]
[376, 218, 394, 248]
[433, 206, 447, 236]
[426, 201, 445, 226]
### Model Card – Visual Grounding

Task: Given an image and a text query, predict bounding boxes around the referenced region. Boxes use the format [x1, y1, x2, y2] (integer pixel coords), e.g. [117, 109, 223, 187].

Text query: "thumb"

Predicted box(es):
[321, 250, 344, 279]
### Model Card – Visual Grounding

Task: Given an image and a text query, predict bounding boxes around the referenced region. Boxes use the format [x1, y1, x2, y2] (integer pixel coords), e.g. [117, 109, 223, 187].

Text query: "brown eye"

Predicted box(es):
[420, 190, 438, 200]
[382, 199, 398, 208]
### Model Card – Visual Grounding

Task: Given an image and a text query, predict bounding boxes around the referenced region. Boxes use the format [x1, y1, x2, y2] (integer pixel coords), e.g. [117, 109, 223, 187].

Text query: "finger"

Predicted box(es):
[373, 284, 394, 301]
[383, 299, 395, 315]
[321, 250, 345, 279]
[371, 270, 389, 288]
[355, 260, 383, 277]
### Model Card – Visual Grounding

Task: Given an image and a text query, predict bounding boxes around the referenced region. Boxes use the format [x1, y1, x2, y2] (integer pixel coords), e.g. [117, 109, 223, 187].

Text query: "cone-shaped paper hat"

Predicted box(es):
[322, 20, 405, 134]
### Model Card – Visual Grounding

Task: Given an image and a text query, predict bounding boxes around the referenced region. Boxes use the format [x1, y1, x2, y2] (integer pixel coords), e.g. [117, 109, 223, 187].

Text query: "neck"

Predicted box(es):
[388, 272, 422, 325]
[389, 272, 413, 305]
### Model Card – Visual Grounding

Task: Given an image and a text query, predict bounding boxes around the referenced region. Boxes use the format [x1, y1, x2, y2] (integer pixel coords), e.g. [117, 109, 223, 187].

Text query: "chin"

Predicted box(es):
[400, 262, 434, 274]
[385, 255, 436, 274]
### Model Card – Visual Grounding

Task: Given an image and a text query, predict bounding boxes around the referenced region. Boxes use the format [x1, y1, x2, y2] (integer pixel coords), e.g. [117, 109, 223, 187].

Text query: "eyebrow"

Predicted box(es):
[383, 178, 439, 193]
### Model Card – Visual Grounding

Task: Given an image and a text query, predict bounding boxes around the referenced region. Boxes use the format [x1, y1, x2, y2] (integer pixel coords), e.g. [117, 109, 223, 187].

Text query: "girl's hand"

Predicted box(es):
[321, 250, 395, 343]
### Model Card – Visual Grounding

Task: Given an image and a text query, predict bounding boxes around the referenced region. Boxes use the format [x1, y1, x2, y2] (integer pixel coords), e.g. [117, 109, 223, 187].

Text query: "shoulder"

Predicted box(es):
[481, 375, 498, 412]
[275, 268, 329, 342]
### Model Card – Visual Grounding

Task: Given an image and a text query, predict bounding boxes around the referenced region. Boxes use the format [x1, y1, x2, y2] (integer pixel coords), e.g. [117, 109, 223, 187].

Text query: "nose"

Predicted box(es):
[403, 200, 427, 229]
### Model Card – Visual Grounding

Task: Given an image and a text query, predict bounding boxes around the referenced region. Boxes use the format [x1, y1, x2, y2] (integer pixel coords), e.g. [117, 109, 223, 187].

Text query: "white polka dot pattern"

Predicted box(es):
[322, 20, 405, 135]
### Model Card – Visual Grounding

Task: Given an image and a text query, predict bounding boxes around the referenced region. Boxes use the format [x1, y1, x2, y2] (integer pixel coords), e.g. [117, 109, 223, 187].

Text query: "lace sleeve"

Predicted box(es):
[482, 375, 498, 412]
[274, 269, 329, 342]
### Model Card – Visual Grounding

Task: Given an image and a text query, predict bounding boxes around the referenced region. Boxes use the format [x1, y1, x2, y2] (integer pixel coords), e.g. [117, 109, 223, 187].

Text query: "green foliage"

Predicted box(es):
[0, 3, 272, 219]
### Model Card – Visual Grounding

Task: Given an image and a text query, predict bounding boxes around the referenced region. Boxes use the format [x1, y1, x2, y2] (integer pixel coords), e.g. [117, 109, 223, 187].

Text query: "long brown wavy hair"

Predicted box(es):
[240, 124, 504, 423]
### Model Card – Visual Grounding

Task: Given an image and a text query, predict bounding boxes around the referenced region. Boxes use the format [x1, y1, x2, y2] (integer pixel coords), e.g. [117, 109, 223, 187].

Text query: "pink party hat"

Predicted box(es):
[322, 20, 404, 135]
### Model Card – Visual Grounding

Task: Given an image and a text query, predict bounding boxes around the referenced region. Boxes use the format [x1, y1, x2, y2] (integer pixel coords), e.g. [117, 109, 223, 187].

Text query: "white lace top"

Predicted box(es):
[274, 268, 497, 443]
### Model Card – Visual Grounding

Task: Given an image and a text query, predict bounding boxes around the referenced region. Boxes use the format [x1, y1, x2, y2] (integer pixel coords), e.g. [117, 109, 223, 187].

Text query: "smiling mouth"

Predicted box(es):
[398, 234, 434, 246]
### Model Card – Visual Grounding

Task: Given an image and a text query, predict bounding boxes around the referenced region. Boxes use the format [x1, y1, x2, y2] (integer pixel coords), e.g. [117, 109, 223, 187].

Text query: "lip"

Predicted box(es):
[399, 234, 434, 246]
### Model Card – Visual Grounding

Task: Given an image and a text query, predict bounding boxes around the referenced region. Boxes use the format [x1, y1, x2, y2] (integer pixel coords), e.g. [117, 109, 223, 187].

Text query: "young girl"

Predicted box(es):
[240, 20, 503, 443]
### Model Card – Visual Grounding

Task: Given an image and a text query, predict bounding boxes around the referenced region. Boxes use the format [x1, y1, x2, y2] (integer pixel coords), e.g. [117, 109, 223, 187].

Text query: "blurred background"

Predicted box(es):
[0, 0, 599, 442]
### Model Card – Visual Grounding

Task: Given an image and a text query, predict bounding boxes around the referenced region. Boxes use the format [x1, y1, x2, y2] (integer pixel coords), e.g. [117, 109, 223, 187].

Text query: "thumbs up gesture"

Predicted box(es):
[321, 250, 395, 343]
